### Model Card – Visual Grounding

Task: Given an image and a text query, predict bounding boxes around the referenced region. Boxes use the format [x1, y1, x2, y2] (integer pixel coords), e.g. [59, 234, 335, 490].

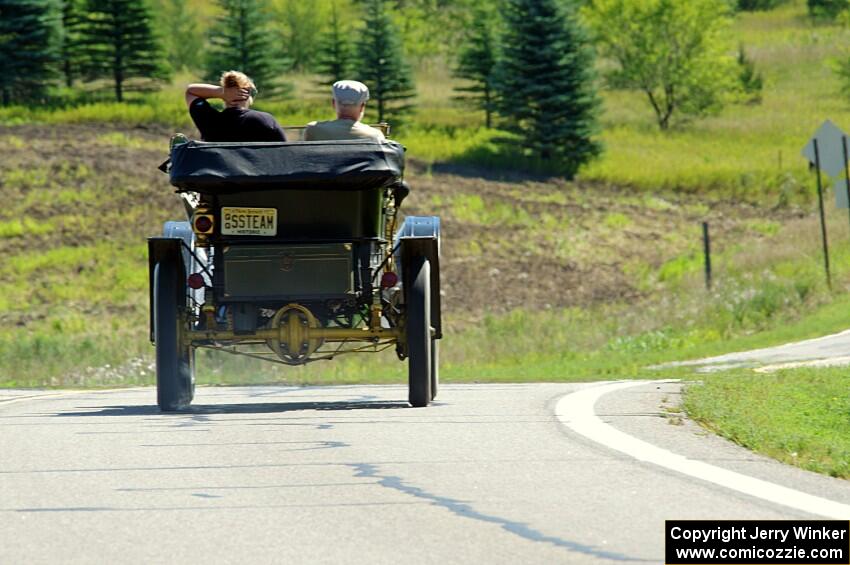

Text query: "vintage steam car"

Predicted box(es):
[149, 134, 441, 411]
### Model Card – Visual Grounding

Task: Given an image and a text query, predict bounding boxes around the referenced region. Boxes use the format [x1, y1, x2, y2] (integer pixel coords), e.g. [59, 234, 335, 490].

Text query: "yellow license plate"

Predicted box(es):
[221, 207, 277, 236]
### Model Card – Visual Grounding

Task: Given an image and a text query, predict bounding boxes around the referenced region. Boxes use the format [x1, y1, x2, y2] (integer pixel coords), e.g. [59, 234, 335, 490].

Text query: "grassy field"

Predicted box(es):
[0, 0, 849, 477]
[685, 367, 850, 479]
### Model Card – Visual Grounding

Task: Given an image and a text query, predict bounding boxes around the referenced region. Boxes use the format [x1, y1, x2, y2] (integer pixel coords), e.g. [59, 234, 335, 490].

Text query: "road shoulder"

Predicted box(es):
[558, 380, 850, 516]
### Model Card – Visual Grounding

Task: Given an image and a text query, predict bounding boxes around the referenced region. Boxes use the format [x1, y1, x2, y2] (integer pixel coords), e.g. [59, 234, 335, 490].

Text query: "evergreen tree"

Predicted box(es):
[155, 0, 203, 72]
[738, 45, 763, 104]
[59, 0, 85, 88]
[78, 0, 169, 102]
[495, 0, 601, 174]
[452, 7, 498, 128]
[0, 0, 59, 106]
[277, 0, 325, 71]
[357, 0, 416, 123]
[315, 3, 356, 87]
[205, 0, 292, 100]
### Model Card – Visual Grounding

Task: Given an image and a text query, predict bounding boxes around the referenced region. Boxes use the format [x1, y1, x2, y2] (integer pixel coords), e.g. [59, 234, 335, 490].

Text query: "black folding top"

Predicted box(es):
[169, 139, 405, 194]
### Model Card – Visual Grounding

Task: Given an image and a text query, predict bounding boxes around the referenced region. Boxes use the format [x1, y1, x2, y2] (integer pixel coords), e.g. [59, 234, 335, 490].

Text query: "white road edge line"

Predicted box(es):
[555, 379, 850, 519]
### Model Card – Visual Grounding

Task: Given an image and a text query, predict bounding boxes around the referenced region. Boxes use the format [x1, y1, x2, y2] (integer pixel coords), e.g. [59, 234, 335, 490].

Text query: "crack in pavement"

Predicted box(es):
[348, 462, 648, 562]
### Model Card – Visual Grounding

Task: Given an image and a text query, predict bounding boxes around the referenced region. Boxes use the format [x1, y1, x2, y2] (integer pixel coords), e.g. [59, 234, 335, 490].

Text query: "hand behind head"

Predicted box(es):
[223, 86, 252, 108]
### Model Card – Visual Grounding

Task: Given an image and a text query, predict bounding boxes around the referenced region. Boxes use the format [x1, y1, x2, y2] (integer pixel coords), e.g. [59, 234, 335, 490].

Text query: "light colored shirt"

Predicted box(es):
[303, 119, 386, 141]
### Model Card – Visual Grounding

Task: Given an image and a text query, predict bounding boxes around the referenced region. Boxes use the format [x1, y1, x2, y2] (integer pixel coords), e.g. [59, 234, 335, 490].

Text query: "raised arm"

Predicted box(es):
[185, 83, 251, 108]
[185, 83, 222, 107]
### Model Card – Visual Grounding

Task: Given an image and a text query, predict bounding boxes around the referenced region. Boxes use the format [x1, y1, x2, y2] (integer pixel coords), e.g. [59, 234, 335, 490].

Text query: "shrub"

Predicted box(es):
[738, 45, 763, 103]
[736, 0, 788, 10]
[807, 0, 848, 18]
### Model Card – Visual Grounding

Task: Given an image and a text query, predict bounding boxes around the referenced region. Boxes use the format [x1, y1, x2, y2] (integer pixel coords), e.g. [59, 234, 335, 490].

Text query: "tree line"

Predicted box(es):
[1, 0, 167, 103]
[0, 0, 794, 176]
[0, 0, 420, 113]
[0, 0, 479, 106]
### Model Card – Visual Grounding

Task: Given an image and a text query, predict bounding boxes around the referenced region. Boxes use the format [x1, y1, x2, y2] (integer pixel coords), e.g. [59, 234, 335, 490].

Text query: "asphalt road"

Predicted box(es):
[664, 328, 850, 372]
[1, 382, 848, 564]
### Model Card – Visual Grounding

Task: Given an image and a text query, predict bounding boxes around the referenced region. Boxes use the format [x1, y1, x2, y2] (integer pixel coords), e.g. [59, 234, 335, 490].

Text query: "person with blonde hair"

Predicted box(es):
[304, 80, 385, 141]
[185, 71, 287, 142]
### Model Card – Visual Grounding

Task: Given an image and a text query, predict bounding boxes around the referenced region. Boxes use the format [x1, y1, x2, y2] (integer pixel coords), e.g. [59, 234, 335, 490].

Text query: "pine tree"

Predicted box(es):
[277, 0, 324, 71]
[155, 0, 203, 72]
[452, 8, 498, 128]
[78, 0, 170, 102]
[495, 0, 601, 175]
[738, 45, 763, 104]
[315, 3, 356, 87]
[0, 0, 59, 106]
[357, 0, 416, 123]
[205, 0, 292, 100]
[59, 0, 85, 88]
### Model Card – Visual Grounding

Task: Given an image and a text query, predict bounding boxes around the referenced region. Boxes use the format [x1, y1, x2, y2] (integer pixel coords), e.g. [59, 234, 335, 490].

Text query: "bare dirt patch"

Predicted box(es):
[0, 123, 181, 256]
[403, 162, 803, 322]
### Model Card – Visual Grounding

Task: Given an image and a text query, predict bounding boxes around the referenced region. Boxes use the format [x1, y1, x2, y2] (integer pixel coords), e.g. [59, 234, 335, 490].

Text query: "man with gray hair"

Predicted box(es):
[303, 80, 386, 141]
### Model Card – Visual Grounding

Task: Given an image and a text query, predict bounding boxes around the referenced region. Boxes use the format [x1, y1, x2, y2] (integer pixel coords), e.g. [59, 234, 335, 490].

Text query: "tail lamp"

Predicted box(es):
[193, 211, 214, 235]
[380, 271, 399, 288]
[187, 273, 206, 290]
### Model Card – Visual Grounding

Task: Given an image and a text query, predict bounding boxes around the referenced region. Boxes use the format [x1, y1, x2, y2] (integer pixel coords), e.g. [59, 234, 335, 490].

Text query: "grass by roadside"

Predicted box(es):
[684, 367, 850, 479]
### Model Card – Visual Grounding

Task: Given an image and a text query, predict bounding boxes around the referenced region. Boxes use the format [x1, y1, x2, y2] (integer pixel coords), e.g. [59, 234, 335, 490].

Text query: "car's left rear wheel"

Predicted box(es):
[154, 259, 195, 412]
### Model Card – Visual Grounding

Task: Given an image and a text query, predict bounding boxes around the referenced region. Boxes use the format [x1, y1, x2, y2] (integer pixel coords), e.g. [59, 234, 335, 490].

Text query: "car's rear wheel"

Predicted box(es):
[154, 259, 194, 412]
[407, 255, 432, 407]
[430, 338, 439, 401]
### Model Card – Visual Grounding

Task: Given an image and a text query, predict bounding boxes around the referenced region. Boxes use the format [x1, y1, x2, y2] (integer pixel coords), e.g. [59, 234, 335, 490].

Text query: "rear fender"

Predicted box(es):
[162, 221, 196, 272]
[148, 237, 187, 343]
[395, 216, 442, 339]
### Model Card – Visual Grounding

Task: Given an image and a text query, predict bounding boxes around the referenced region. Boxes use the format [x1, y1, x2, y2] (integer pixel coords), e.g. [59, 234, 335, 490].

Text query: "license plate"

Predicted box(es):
[221, 207, 277, 236]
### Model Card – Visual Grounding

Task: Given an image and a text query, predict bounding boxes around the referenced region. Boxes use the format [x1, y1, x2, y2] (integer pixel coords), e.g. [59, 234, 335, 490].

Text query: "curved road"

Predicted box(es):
[1, 382, 848, 564]
[662, 328, 850, 372]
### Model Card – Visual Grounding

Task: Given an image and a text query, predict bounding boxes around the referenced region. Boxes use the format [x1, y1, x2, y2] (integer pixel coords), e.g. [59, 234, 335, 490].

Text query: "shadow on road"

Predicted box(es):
[54, 400, 411, 418]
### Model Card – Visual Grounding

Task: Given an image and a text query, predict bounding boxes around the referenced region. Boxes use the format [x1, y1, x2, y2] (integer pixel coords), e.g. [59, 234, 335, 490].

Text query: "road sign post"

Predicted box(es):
[801, 121, 849, 290]
[842, 135, 850, 231]
[813, 139, 832, 290]
[702, 222, 712, 291]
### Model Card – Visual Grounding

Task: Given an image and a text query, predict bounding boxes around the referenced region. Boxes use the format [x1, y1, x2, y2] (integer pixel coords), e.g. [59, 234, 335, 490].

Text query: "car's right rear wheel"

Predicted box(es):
[154, 259, 194, 412]
[430, 337, 439, 401]
[407, 255, 432, 407]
